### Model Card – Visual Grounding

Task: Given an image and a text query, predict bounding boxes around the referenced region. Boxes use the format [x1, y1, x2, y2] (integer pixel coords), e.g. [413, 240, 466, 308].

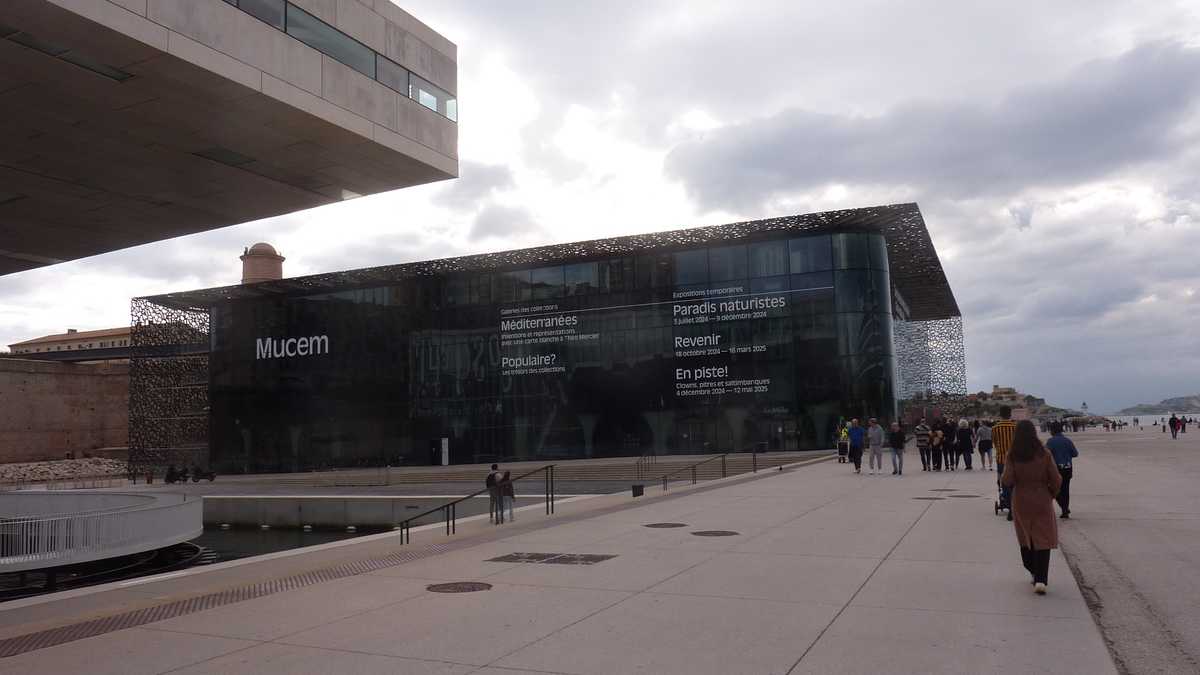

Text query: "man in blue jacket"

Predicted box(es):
[1045, 421, 1079, 518]
[847, 418, 865, 474]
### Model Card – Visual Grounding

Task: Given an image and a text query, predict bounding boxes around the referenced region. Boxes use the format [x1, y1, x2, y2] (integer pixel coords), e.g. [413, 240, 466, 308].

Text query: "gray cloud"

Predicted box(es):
[665, 42, 1200, 209]
[432, 162, 515, 210]
[469, 204, 540, 241]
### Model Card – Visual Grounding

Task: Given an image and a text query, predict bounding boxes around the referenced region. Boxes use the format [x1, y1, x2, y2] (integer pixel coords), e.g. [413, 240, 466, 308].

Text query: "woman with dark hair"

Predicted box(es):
[1001, 420, 1063, 594]
[500, 470, 516, 523]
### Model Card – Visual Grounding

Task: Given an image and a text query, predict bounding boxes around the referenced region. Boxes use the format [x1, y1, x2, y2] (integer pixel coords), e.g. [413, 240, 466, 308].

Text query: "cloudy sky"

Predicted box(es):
[3, 0, 1200, 413]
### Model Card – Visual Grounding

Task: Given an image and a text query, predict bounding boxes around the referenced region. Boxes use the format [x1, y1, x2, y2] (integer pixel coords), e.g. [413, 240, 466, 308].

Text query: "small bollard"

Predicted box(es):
[632, 484, 645, 498]
[346, 525, 357, 533]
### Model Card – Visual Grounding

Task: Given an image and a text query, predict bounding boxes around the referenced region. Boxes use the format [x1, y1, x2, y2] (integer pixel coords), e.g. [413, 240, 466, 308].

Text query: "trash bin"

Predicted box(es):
[631, 484, 644, 498]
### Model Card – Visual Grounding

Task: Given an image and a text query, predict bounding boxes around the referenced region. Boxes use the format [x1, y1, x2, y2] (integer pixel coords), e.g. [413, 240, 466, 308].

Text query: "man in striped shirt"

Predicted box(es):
[992, 406, 1017, 520]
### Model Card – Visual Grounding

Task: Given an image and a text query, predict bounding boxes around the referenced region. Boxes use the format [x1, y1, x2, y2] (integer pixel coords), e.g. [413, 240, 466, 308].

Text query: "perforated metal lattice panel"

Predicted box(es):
[127, 298, 210, 477]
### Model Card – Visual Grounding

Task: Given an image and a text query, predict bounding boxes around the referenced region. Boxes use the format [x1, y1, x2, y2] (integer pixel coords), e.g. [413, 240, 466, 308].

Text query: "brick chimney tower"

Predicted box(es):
[240, 242, 284, 284]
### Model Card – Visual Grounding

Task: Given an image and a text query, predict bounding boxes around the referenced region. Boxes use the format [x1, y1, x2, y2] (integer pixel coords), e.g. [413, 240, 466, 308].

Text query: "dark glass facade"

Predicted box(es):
[207, 231, 897, 473]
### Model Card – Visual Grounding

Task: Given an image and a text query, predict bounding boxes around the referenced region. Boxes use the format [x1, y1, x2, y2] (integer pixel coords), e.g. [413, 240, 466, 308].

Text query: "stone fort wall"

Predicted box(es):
[0, 359, 128, 464]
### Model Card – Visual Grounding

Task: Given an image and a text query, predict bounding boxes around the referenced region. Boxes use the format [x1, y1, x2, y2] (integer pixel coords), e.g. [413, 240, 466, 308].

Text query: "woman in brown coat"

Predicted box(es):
[1000, 420, 1062, 595]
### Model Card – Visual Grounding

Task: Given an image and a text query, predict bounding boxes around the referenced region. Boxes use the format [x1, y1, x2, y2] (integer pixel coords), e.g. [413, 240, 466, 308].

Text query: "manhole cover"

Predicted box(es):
[427, 582, 492, 593]
[913, 497, 945, 500]
[930, 489, 956, 492]
[644, 523, 688, 528]
[692, 530, 739, 537]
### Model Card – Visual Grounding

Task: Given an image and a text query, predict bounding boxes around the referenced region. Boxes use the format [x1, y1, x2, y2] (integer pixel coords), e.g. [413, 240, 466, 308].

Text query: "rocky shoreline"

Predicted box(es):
[0, 457, 127, 484]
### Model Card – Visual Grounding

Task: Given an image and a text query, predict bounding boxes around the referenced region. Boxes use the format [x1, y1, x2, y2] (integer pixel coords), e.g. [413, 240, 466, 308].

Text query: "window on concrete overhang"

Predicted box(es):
[286, 3, 375, 78]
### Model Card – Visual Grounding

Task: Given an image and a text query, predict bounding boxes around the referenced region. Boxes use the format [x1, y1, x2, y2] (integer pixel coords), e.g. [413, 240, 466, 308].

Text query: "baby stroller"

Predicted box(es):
[994, 479, 1011, 517]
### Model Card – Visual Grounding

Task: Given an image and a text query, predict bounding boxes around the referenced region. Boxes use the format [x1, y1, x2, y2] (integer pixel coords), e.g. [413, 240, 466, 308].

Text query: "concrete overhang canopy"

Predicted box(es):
[0, 0, 458, 275]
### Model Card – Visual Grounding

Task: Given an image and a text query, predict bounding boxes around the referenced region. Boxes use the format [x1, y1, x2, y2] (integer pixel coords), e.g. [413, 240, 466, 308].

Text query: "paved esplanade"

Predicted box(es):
[1059, 425, 1200, 674]
[0, 457, 1115, 674]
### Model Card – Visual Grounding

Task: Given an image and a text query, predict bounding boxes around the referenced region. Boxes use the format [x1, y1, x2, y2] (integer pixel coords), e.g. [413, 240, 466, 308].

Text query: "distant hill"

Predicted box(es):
[1116, 395, 1200, 415]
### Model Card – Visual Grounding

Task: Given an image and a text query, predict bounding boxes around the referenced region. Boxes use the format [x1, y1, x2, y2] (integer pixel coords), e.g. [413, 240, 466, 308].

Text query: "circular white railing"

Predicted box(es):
[0, 493, 203, 573]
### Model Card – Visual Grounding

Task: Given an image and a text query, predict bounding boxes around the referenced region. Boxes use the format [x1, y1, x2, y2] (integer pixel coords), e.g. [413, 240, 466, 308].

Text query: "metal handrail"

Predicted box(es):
[659, 454, 728, 491]
[398, 464, 556, 544]
[634, 451, 658, 481]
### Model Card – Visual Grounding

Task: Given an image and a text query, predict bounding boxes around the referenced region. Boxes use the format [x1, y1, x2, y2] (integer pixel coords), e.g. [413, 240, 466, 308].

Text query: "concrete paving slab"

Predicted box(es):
[791, 605, 1117, 675]
[360, 541, 534, 582]
[146, 575, 430, 641]
[496, 592, 839, 675]
[169, 642, 475, 675]
[888, 511, 1015, 563]
[0, 446, 1121, 674]
[731, 514, 905, 558]
[592, 523, 754, 552]
[278, 584, 630, 666]
[851, 556, 1090, 619]
[648, 550, 877, 606]
[495, 519, 641, 546]
[483, 546, 717, 592]
[0, 627, 257, 675]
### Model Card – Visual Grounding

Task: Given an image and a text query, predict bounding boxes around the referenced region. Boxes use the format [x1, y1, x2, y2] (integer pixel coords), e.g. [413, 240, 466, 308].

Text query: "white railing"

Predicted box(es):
[0, 493, 203, 573]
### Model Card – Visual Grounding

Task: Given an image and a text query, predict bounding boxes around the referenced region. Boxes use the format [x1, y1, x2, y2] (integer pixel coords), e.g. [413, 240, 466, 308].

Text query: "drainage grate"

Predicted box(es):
[487, 552, 617, 565]
[427, 582, 492, 593]
[541, 554, 617, 565]
[0, 544, 451, 659]
[948, 494, 981, 498]
[488, 552, 564, 563]
[930, 489, 957, 492]
[644, 523, 688, 528]
[913, 497, 945, 500]
[691, 530, 739, 537]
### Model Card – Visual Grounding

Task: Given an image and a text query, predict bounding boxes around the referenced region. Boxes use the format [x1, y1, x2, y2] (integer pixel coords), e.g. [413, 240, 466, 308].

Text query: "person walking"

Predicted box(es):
[977, 420, 994, 470]
[956, 419, 974, 470]
[930, 429, 945, 471]
[915, 419, 932, 471]
[485, 464, 503, 524]
[866, 418, 885, 474]
[847, 418, 865, 474]
[1170, 414, 1180, 439]
[1045, 422, 1079, 519]
[500, 470, 517, 523]
[1001, 420, 1063, 595]
[943, 419, 958, 470]
[993, 406, 1017, 521]
[888, 422, 906, 475]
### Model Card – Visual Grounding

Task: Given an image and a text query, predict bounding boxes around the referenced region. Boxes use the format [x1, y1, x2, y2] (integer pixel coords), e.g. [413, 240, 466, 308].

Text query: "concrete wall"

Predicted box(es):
[0, 359, 129, 463]
[204, 496, 429, 528]
[54, 0, 459, 168]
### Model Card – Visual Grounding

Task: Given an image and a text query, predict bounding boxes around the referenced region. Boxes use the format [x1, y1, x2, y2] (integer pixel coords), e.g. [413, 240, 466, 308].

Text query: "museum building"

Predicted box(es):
[129, 203, 965, 474]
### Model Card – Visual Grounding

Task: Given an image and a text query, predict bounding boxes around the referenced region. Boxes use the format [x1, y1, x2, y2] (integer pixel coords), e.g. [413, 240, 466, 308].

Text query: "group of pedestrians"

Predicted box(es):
[1164, 415, 1190, 438]
[842, 418, 909, 475]
[913, 417, 994, 472]
[485, 464, 517, 524]
[840, 406, 1081, 597]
